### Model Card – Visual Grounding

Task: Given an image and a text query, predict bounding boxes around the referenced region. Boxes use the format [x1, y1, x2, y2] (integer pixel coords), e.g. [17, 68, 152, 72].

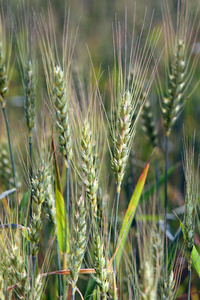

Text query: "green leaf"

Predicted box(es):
[192, 246, 200, 277]
[175, 215, 200, 277]
[84, 277, 96, 299]
[55, 183, 70, 254]
[115, 159, 150, 268]
[19, 189, 31, 220]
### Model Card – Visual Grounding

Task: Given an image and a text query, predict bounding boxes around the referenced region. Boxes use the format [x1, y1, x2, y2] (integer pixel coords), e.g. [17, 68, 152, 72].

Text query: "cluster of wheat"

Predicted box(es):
[0, 0, 200, 299]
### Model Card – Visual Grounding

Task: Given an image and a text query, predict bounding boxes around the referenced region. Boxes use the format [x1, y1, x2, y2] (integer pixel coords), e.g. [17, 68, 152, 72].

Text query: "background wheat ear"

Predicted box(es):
[182, 134, 199, 298]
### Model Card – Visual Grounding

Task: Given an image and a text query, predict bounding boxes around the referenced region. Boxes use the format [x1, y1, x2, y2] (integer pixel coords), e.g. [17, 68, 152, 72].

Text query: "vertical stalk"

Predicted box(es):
[56, 237, 63, 298]
[113, 183, 121, 272]
[64, 161, 70, 300]
[2, 107, 18, 190]
[71, 290, 75, 300]
[164, 135, 168, 272]
[29, 134, 33, 219]
[97, 285, 100, 300]
[188, 268, 191, 300]
[66, 162, 70, 218]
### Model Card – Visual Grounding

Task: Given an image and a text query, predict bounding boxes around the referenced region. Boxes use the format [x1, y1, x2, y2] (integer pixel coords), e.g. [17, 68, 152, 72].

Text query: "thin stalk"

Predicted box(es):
[29, 135, 33, 220]
[188, 268, 191, 300]
[66, 162, 70, 217]
[32, 255, 36, 282]
[113, 183, 121, 272]
[97, 285, 100, 300]
[164, 135, 168, 272]
[56, 237, 63, 298]
[154, 158, 160, 212]
[63, 161, 70, 299]
[71, 290, 75, 300]
[2, 107, 18, 190]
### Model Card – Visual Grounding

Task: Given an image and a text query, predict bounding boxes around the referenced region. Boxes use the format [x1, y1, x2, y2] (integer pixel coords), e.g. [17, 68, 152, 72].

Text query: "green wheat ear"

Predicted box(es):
[183, 136, 198, 270]
[25, 60, 36, 135]
[80, 119, 98, 216]
[70, 195, 87, 293]
[141, 98, 158, 148]
[29, 165, 49, 256]
[54, 65, 72, 163]
[93, 232, 109, 299]
[111, 90, 132, 191]
[162, 40, 186, 136]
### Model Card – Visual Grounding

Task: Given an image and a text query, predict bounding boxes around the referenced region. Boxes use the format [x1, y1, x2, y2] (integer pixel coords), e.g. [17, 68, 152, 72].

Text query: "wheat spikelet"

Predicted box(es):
[43, 173, 56, 228]
[162, 271, 175, 300]
[70, 195, 87, 292]
[93, 232, 109, 299]
[162, 40, 186, 136]
[54, 65, 72, 163]
[111, 90, 132, 191]
[80, 120, 98, 216]
[139, 260, 156, 300]
[29, 165, 49, 256]
[25, 60, 36, 135]
[161, 0, 200, 136]
[183, 136, 198, 270]
[141, 98, 158, 148]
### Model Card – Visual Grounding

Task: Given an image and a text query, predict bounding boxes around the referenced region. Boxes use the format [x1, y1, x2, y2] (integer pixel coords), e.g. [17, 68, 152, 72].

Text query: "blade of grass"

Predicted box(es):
[115, 157, 151, 268]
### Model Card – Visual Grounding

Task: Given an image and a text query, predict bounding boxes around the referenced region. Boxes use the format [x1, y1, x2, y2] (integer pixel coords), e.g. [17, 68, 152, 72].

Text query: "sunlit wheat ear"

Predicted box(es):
[183, 135, 198, 271]
[70, 195, 87, 293]
[54, 65, 72, 163]
[162, 40, 186, 136]
[141, 98, 158, 148]
[111, 90, 132, 191]
[29, 165, 49, 256]
[93, 232, 109, 299]
[25, 60, 36, 135]
[160, 0, 200, 137]
[80, 119, 98, 216]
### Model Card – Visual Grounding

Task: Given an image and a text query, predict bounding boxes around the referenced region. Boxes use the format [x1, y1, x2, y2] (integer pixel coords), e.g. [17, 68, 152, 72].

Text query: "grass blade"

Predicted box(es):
[115, 157, 151, 268]
[55, 183, 70, 254]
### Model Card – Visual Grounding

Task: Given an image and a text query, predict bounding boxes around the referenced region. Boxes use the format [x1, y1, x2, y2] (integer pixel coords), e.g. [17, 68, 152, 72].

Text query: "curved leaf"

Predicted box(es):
[115, 158, 150, 268]
[55, 184, 70, 254]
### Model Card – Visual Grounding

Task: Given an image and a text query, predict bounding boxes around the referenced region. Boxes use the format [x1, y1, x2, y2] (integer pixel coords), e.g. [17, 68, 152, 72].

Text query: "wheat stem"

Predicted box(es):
[66, 163, 70, 218]
[188, 268, 191, 300]
[164, 134, 168, 272]
[2, 107, 18, 190]
[113, 183, 120, 273]
[29, 136, 33, 220]
[56, 237, 63, 297]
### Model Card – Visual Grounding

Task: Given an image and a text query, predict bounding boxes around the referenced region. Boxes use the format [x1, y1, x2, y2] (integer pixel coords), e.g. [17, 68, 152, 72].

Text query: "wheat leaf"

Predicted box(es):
[114, 157, 150, 268]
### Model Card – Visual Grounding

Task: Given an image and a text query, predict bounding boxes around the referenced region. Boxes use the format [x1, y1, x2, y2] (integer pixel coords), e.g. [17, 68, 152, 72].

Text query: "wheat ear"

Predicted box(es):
[93, 232, 110, 299]
[141, 98, 158, 148]
[80, 120, 98, 217]
[70, 195, 87, 296]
